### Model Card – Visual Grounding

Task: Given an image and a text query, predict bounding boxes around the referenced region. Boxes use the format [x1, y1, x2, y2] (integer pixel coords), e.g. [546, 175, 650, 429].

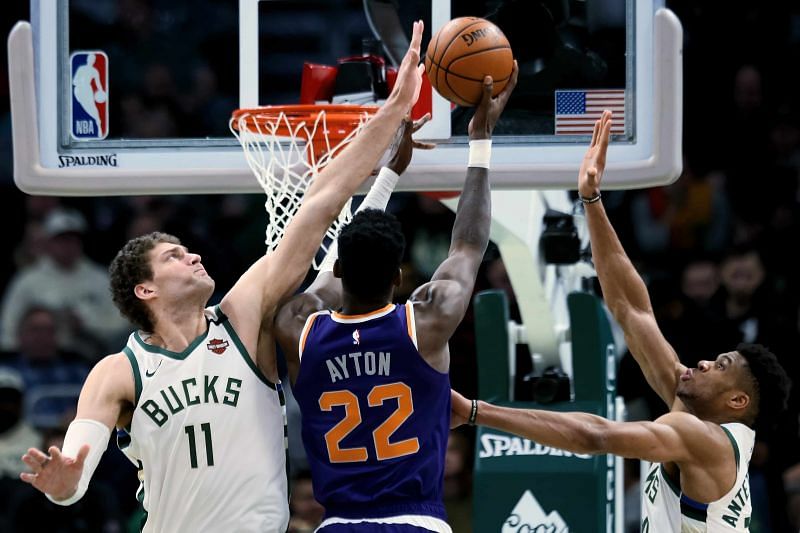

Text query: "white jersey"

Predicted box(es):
[119, 305, 289, 533]
[641, 423, 755, 532]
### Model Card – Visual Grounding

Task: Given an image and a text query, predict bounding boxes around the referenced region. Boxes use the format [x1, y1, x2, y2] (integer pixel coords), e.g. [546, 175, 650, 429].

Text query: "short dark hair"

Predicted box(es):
[337, 209, 405, 300]
[736, 343, 792, 430]
[109, 232, 181, 332]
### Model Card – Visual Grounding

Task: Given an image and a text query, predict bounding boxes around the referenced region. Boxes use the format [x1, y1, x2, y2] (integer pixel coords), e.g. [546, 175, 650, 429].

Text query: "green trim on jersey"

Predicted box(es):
[660, 464, 681, 497]
[136, 466, 148, 533]
[133, 328, 209, 360]
[721, 426, 740, 468]
[215, 305, 277, 390]
[124, 347, 143, 406]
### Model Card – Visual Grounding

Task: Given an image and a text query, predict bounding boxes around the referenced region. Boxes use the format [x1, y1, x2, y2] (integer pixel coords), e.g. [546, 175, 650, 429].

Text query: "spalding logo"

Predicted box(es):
[461, 27, 492, 46]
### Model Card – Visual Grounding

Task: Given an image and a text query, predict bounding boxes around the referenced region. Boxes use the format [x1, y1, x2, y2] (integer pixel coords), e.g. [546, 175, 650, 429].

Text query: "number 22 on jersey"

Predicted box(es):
[319, 382, 420, 463]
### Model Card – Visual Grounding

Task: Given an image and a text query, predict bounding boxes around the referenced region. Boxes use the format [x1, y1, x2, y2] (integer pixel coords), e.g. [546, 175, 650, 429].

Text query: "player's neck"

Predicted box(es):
[150, 305, 208, 351]
[340, 294, 393, 316]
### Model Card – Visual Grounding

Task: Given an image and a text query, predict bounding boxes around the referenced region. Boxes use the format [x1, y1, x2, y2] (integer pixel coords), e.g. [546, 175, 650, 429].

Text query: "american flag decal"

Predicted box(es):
[554, 89, 625, 135]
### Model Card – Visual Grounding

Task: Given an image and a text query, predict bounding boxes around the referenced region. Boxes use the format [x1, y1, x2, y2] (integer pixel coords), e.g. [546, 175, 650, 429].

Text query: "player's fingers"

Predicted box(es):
[599, 119, 613, 152]
[49, 446, 65, 463]
[413, 141, 436, 150]
[20, 472, 37, 483]
[409, 20, 424, 51]
[412, 113, 432, 131]
[27, 447, 50, 463]
[480, 76, 493, 108]
[21, 454, 43, 472]
[590, 119, 600, 148]
[497, 61, 519, 106]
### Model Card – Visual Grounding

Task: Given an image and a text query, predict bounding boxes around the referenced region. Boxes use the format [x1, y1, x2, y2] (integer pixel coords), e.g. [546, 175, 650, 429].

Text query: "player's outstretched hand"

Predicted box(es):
[387, 113, 435, 175]
[388, 20, 425, 112]
[468, 60, 519, 140]
[449, 389, 472, 429]
[21, 444, 89, 500]
[578, 110, 613, 198]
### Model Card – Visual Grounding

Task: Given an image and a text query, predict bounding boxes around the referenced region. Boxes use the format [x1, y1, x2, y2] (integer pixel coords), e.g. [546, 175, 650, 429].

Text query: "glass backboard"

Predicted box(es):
[8, 0, 682, 195]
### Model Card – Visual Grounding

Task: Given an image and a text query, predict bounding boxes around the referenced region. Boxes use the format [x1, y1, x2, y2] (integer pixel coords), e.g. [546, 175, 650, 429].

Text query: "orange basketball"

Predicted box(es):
[424, 17, 513, 107]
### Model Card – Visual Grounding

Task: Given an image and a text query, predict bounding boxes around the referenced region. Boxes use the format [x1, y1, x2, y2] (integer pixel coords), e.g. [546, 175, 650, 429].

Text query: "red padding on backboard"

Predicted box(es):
[300, 62, 338, 104]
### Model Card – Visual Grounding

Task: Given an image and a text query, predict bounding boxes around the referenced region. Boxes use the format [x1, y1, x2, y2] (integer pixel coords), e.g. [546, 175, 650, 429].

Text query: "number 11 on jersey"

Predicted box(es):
[184, 422, 215, 468]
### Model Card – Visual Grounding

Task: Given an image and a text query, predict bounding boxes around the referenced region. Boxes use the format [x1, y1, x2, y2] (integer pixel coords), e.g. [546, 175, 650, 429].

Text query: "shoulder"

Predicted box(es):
[654, 412, 734, 459]
[94, 352, 136, 377]
[410, 280, 463, 311]
[83, 352, 136, 402]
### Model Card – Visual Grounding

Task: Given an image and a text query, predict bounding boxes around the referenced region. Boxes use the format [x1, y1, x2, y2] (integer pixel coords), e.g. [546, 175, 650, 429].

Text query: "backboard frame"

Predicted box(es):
[10, 0, 682, 196]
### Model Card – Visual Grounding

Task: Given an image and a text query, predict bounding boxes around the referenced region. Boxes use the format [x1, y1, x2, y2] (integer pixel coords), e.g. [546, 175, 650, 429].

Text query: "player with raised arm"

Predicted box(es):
[19, 21, 427, 533]
[451, 111, 791, 532]
[275, 64, 518, 532]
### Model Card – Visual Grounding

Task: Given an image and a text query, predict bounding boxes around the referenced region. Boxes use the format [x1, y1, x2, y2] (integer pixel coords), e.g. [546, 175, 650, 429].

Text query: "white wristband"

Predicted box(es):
[468, 139, 492, 169]
[357, 166, 400, 212]
[45, 419, 111, 506]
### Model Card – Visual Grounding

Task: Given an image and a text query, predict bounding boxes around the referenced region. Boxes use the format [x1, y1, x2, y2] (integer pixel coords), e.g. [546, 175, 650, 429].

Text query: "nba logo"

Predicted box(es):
[70, 51, 109, 140]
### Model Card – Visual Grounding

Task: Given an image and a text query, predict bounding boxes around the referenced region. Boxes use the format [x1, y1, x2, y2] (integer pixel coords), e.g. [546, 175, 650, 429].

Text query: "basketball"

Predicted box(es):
[424, 17, 513, 107]
[94, 89, 107, 104]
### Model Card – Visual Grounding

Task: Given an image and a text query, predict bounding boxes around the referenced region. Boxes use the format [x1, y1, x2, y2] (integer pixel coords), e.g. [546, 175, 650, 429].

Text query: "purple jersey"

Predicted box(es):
[294, 303, 450, 521]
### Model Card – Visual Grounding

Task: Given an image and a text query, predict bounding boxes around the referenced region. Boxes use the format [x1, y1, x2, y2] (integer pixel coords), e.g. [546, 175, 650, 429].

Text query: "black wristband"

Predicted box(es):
[468, 399, 478, 426]
[579, 192, 602, 204]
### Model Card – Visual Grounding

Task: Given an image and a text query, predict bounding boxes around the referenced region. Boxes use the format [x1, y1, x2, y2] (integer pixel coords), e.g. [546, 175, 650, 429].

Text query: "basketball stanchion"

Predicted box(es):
[230, 104, 378, 267]
[472, 290, 620, 531]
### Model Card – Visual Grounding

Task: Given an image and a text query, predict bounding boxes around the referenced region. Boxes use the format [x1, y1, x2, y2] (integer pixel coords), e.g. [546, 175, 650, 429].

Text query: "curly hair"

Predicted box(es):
[736, 343, 792, 431]
[337, 209, 405, 301]
[109, 232, 181, 333]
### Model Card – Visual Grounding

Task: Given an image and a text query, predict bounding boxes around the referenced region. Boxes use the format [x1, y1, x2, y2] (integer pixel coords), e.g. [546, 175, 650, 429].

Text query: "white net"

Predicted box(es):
[231, 108, 373, 269]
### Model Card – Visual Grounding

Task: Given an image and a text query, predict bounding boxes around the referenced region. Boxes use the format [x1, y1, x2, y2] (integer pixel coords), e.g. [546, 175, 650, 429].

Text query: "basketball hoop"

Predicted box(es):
[230, 104, 378, 267]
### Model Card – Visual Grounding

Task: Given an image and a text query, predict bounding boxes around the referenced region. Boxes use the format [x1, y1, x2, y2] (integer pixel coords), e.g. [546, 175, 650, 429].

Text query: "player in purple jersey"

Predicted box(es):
[275, 64, 518, 532]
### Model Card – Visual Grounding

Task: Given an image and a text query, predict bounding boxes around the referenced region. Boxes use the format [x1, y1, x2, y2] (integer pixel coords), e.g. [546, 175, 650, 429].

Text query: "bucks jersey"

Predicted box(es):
[641, 423, 755, 532]
[294, 303, 451, 527]
[118, 306, 288, 532]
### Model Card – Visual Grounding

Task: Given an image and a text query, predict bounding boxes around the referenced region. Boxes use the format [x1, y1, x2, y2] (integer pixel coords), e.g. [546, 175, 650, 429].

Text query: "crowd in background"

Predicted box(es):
[1, 1, 800, 532]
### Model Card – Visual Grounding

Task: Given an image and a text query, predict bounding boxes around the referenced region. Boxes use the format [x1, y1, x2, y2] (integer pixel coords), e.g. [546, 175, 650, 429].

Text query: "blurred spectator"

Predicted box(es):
[444, 430, 473, 533]
[629, 158, 732, 270]
[0, 368, 41, 532]
[287, 470, 324, 533]
[0, 368, 41, 478]
[0, 208, 130, 359]
[0, 306, 88, 428]
[713, 244, 799, 531]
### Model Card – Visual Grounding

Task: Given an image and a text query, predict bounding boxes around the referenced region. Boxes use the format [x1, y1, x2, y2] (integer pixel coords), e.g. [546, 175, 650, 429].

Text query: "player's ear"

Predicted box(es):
[727, 390, 750, 411]
[134, 282, 157, 301]
[393, 267, 402, 288]
[333, 259, 342, 279]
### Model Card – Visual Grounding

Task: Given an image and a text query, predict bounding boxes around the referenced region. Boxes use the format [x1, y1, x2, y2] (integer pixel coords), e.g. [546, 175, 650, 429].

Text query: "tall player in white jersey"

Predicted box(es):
[451, 111, 791, 532]
[17, 21, 427, 533]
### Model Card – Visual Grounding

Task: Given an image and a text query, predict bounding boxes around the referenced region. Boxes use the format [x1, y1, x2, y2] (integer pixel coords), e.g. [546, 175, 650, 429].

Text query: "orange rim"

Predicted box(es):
[232, 104, 380, 144]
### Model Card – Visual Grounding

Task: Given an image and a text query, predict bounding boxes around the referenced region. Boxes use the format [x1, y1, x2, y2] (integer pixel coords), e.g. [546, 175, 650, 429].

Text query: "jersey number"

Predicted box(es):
[184, 423, 214, 468]
[319, 382, 420, 463]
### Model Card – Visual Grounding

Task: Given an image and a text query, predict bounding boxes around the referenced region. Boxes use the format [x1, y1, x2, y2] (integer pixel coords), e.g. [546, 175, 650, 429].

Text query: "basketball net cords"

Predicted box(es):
[231, 110, 370, 269]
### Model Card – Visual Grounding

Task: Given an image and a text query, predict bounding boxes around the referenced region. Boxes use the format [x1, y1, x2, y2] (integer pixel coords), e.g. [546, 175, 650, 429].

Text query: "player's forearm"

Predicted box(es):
[450, 167, 491, 253]
[584, 201, 653, 322]
[476, 401, 609, 456]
